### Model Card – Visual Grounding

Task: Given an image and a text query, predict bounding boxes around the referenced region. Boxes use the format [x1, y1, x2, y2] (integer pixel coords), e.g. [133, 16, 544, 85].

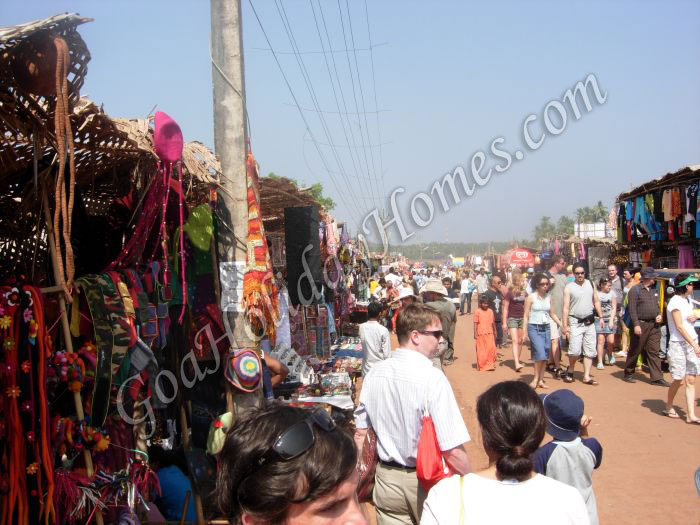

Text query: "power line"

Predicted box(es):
[317, 0, 376, 214]
[251, 42, 387, 54]
[274, 0, 366, 223]
[363, 0, 387, 199]
[247, 0, 362, 228]
[283, 101, 389, 115]
[345, 0, 381, 209]
[308, 0, 367, 212]
[336, 0, 382, 213]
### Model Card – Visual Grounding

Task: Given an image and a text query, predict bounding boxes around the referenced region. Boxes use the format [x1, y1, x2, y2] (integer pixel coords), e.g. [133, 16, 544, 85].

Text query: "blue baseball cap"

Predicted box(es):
[539, 389, 584, 441]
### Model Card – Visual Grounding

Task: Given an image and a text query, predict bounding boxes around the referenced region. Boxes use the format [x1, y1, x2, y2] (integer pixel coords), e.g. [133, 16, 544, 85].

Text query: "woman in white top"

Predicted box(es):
[663, 272, 700, 424]
[522, 273, 561, 390]
[594, 278, 617, 369]
[421, 381, 588, 525]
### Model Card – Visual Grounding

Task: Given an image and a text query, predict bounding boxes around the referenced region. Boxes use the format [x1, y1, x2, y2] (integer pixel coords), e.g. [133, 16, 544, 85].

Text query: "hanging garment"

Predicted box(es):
[685, 183, 698, 228]
[662, 190, 672, 221]
[671, 189, 682, 219]
[653, 191, 664, 222]
[634, 196, 650, 234]
[678, 245, 694, 268]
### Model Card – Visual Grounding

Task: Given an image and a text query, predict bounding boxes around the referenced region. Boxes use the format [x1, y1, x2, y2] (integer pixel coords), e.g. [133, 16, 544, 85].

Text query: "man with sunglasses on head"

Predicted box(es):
[215, 403, 367, 524]
[354, 304, 472, 524]
[562, 263, 604, 385]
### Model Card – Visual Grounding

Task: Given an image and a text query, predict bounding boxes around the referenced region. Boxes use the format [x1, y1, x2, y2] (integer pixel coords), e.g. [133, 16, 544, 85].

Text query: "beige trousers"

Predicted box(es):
[373, 462, 427, 525]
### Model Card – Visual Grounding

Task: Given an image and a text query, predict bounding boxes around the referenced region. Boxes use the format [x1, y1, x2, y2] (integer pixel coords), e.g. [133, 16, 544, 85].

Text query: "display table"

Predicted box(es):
[296, 395, 354, 410]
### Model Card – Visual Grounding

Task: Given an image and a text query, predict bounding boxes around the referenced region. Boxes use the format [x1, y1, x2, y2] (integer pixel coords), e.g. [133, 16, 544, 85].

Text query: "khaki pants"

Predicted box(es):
[373, 463, 426, 525]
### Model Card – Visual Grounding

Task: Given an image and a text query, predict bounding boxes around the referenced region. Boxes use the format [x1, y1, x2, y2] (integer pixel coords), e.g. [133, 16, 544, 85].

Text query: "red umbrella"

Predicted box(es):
[507, 249, 535, 267]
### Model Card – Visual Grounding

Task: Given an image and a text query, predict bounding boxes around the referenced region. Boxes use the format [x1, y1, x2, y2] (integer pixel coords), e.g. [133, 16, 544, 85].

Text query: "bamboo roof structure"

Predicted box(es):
[616, 165, 700, 202]
[0, 13, 324, 284]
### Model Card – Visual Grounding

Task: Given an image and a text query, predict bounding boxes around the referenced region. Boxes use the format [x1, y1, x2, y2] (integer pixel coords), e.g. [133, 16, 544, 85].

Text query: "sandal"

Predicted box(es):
[537, 381, 549, 389]
[582, 378, 598, 385]
[551, 367, 561, 378]
[687, 418, 700, 425]
[515, 365, 524, 373]
[662, 408, 679, 419]
[563, 373, 574, 383]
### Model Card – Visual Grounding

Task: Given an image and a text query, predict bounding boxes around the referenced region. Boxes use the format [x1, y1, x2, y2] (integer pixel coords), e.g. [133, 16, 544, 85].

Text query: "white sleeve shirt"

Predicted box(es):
[359, 321, 391, 375]
[354, 348, 470, 466]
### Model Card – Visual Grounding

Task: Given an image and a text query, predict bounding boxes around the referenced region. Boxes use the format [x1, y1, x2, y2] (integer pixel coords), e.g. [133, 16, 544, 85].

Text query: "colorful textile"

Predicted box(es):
[242, 152, 279, 340]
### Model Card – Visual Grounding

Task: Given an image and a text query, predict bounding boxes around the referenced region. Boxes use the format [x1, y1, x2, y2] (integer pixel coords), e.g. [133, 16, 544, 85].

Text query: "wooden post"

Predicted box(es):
[41, 185, 104, 525]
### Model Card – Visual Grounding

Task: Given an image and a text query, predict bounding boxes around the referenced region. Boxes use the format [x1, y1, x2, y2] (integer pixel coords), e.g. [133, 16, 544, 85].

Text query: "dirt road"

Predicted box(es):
[445, 309, 700, 524]
[367, 308, 700, 524]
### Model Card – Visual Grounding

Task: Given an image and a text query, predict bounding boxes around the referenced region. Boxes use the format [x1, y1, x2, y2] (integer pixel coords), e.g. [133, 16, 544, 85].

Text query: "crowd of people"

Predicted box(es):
[209, 261, 699, 524]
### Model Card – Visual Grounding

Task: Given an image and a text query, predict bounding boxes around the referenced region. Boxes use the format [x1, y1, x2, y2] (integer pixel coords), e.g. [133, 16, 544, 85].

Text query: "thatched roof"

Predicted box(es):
[616, 165, 700, 202]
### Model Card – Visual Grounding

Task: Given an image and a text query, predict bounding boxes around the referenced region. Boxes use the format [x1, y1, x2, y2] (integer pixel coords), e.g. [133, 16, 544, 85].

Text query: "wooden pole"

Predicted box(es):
[41, 185, 104, 525]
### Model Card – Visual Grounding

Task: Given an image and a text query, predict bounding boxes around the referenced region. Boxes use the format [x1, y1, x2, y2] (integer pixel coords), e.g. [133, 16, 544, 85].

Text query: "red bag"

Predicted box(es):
[416, 401, 452, 491]
[356, 428, 378, 502]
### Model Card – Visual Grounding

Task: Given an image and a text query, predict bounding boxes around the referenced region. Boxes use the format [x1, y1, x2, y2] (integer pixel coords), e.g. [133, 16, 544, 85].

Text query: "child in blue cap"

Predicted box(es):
[534, 389, 603, 525]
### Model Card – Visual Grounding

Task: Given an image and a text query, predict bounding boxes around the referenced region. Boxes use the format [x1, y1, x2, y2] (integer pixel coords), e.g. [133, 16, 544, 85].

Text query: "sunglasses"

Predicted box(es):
[257, 408, 336, 468]
[418, 329, 444, 339]
[538, 282, 549, 287]
[574, 271, 585, 275]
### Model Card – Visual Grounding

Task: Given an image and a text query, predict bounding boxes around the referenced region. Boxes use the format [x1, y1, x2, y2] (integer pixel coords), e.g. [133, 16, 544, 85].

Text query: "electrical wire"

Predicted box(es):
[345, 0, 381, 206]
[273, 0, 366, 222]
[336, 0, 382, 212]
[308, 0, 366, 199]
[247, 0, 363, 227]
[363, 0, 387, 200]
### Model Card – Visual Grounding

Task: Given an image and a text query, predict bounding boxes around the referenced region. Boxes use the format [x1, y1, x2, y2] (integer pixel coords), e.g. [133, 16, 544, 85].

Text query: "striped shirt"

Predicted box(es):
[354, 348, 470, 466]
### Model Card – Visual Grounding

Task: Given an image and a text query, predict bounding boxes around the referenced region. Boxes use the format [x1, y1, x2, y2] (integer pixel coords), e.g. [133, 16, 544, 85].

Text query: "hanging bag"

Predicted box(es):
[416, 393, 452, 491]
[356, 428, 378, 502]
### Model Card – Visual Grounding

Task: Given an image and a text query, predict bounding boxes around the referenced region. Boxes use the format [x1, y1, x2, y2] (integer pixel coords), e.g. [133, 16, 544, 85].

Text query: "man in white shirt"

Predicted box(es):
[475, 268, 489, 295]
[359, 301, 391, 376]
[385, 267, 402, 287]
[354, 304, 472, 524]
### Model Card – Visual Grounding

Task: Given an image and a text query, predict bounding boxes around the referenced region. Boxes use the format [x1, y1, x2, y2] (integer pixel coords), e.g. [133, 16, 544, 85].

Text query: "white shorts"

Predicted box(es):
[568, 318, 597, 358]
[549, 319, 560, 340]
[668, 340, 700, 380]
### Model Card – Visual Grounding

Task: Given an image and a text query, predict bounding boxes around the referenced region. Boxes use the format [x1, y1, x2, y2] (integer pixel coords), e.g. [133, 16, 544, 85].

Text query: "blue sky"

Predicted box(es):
[5, 1, 700, 244]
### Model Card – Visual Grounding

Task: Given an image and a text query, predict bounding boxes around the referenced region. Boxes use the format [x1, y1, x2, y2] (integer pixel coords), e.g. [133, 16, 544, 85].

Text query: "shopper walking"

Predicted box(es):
[594, 278, 617, 369]
[423, 279, 457, 367]
[523, 273, 560, 389]
[475, 268, 489, 295]
[623, 268, 668, 385]
[484, 274, 505, 347]
[460, 272, 476, 315]
[474, 295, 497, 371]
[562, 264, 604, 385]
[354, 304, 472, 525]
[663, 273, 700, 423]
[546, 256, 568, 377]
[503, 273, 528, 372]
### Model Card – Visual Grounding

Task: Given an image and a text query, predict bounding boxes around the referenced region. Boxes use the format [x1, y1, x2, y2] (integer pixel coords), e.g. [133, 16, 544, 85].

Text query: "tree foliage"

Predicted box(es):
[266, 172, 336, 210]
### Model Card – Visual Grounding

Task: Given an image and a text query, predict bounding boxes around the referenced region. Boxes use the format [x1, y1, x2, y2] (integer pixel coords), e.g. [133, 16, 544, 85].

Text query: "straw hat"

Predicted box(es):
[422, 279, 448, 296]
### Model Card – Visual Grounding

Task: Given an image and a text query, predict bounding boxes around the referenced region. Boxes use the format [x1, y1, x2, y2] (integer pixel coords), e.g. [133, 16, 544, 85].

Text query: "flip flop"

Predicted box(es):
[582, 378, 598, 386]
[537, 382, 549, 389]
[662, 409, 680, 419]
[687, 418, 700, 425]
[515, 365, 524, 372]
[563, 373, 575, 383]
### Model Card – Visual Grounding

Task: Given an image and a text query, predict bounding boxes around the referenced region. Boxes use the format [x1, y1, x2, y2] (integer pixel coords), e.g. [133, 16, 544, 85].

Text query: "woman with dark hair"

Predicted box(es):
[214, 404, 367, 524]
[663, 273, 700, 424]
[421, 381, 588, 524]
[523, 273, 561, 389]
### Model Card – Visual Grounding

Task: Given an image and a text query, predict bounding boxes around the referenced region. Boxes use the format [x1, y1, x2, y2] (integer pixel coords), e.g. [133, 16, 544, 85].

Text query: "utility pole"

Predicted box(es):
[210, 0, 260, 405]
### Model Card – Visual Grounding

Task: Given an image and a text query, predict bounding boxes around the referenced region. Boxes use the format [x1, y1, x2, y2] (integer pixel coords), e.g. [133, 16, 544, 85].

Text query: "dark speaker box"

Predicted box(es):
[285, 206, 323, 306]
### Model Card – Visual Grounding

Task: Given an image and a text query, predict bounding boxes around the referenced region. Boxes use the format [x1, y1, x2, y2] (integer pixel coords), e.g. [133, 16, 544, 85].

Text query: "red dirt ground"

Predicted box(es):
[366, 307, 700, 524]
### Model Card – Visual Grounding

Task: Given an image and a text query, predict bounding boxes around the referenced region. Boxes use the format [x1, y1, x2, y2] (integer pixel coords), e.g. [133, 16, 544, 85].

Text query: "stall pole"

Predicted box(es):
[41, 185, 104, 525]
[210, 0, 260, 414]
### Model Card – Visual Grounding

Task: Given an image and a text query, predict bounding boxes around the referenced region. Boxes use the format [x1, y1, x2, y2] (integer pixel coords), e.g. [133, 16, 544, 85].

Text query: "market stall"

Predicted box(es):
[612, 165, 700, 270]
